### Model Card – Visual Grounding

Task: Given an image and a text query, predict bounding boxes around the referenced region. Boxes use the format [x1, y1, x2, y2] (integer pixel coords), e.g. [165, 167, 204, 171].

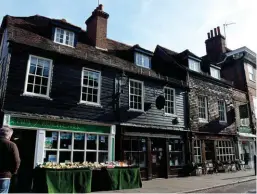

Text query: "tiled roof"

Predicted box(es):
[3, 15, 187, 87]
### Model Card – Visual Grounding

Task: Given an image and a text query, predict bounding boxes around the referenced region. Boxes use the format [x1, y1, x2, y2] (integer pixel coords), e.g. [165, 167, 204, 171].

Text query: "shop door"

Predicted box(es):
[10, 129, 37, 193]
[151, 138, 166, 178]
[205, 140, 215, 162]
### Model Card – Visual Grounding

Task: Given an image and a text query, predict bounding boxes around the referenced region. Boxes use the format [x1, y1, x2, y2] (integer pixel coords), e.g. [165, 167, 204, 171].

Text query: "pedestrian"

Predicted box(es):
[0, 126, 20, 193]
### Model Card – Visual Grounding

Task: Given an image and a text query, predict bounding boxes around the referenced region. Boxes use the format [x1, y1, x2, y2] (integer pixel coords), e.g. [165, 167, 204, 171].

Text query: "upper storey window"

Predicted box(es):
[188, 59, 200, 72]
[135, 53, 151, 69]
[247, 63, 255, 82]
[54, 28, 75, 47]
[210, 66, 221, 79]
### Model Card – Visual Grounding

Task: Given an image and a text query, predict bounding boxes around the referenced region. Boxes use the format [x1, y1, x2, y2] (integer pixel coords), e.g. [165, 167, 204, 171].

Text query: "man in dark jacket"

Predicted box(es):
[0, 126, 20, 193]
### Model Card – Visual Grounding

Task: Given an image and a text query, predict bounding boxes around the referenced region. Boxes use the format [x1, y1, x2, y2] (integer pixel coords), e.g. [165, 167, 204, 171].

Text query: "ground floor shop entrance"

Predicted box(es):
[10, 129, 37, 193]
[192, 134, 237, 164]
[116, 126, 189, 180]
[238, 137, 256, 169]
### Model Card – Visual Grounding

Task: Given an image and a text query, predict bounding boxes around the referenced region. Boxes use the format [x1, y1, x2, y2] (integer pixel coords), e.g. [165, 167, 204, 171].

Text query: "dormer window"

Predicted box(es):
[135, 53, 151, 69]
[210, 66, 220, 79]
[188, 59, 200, 72]
[54, 27, 75, 47]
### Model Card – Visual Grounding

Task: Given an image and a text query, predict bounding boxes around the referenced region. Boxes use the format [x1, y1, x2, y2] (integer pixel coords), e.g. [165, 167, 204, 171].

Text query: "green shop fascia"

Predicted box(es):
[3, 114, 116, 167]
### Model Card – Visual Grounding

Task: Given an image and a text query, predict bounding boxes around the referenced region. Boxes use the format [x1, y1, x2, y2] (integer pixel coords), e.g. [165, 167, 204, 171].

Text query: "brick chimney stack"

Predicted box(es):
[205, 26, 227, 62]
[86, 4, 109, 50]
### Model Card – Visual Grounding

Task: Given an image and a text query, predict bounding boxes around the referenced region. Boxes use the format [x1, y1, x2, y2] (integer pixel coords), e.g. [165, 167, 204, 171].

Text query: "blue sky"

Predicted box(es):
[1, 0, 256, 56]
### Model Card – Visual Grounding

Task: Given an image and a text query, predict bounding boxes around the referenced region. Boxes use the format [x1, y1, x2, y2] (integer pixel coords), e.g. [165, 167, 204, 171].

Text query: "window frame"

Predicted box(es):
[44, 130, 109, 163]
[218, 100, 227, 122]
[198, 96, 208, 122]
[193, 140, 202, 163]
[168, 139, 184, 166]
[216, 140, 235, 162]
[134, 52, 151, 69]
[210, 66, 221, 79]
[188, 58, 201, 72]
[80, 68, 101, 106]
[23, 55, 53, 98]
[240, 118, 250, 126]
[129, 79, 144, 112]
[54, 27, 75, 47]
[247, 63, 255, 82]
[164, 87, 176, 116]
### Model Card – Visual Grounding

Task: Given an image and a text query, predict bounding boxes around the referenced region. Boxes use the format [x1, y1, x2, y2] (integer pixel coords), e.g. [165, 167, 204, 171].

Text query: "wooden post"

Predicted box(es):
[202, 140, 206, 163]
[165, 138, 169, 178]
[147, 137, 152, 180]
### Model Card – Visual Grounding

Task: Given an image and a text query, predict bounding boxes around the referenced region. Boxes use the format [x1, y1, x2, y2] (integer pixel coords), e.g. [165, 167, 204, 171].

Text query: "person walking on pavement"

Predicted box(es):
[0, 126, 20, 193]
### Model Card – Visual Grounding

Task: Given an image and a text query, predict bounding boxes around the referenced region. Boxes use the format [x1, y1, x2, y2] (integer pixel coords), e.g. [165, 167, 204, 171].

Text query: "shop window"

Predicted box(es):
[193, 140, 202, 163]
[169, 139, 184, 166]
[123, 138, 146, 168]
[44, 131, 109, 163]
[216, 140, 235, 161]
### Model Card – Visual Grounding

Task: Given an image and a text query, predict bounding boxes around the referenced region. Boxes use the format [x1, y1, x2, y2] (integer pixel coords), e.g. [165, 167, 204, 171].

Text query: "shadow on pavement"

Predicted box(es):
[222, 174, 255, 180]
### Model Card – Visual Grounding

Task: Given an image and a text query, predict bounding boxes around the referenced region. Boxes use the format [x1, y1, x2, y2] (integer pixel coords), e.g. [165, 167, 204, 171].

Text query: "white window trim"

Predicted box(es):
[216, 140, 235, 162]
[134, 52, 151, 69]
[218, 100, 227, 122]
[44, 130, 109, 163]
[247, 63, 255, 82]
[188, 58, 201, 72]
[23, 55, 53, 98]
[80, 67, 101, 106]
[240, 118, 249, 126]
[129, 79, 144, 112]
[210, 66, 221, 79]
[164, 87, 176, 116]
[198, 96, 208, 122]
[54, 27, 75, 48]
[194, 140, 202, 163]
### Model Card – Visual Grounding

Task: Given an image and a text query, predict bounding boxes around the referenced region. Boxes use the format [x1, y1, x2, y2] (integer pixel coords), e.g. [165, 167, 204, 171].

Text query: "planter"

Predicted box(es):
[191, 167, 202, 176]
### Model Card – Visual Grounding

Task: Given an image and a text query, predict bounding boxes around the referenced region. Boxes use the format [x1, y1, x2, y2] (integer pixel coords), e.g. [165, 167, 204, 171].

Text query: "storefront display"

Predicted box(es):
[44, 131, 109, 163]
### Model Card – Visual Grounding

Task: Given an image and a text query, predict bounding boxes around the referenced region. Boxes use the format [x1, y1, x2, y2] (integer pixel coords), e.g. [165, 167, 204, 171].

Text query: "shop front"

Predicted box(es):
[116, 125, 189, 180]
[192, 133, 237, 164]
[3, 114, 116, 192]
[237, 127, 256, 169]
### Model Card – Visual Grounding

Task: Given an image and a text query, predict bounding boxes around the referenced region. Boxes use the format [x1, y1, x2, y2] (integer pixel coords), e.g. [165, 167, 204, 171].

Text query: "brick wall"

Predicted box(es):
[188, 75, 236, 135]
[232, 89, 248, 128]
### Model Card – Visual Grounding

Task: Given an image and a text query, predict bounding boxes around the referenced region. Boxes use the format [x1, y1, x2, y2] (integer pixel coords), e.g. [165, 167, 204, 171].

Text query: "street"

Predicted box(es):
[199, 180, 256, 193]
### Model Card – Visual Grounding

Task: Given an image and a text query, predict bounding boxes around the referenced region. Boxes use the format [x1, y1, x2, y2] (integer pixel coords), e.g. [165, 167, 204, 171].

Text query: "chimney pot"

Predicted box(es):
[217, 26, 221, 35]
[99, 4, 103, 11]
[210, 30, 213, 38]
[214, 28, 217, 36]
[207, 32, 210, 39]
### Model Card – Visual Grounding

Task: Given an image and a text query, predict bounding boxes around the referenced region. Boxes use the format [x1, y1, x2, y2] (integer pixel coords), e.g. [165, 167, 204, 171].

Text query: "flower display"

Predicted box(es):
[37, 161, 129, 169]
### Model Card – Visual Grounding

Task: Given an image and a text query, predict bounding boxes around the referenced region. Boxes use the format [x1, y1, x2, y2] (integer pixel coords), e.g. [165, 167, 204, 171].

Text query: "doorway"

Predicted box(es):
[10, 129, 37, 193]
[151, 138, 166, 178]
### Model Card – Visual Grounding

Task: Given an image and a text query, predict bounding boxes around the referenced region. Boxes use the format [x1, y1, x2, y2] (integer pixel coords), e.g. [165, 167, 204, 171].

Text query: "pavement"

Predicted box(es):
[198, 180, 256, 193]
[94, 169, 256, 193]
